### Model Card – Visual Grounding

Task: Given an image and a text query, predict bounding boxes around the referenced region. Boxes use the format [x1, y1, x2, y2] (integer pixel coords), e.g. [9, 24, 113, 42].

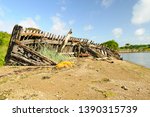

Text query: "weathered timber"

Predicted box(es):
[5, 25, 23, 63]
[14, 40, 57, 65]
[11, 53, 38, 66]
[5, 25, 122, 66]
[58, 29, 72, 52]
[86, 47, 102, 58]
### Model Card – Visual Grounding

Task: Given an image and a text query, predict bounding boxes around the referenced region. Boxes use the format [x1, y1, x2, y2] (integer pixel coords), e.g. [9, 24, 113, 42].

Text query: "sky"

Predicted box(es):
[0, 0, 150, 46]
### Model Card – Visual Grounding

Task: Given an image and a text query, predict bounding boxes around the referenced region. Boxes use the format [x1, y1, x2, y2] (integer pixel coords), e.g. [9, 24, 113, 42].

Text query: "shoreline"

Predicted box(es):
[0, 58, 150, 100]
[119, 51, 150, 53]
[122, 59, 150, 69]
[120, 53, 150, 69]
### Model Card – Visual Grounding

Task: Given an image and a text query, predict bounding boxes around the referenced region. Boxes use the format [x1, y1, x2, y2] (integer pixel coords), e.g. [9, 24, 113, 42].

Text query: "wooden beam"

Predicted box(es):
[58, 29, 72, 53]
[11, 53, 38, 66]
[14, 40, 57, 65]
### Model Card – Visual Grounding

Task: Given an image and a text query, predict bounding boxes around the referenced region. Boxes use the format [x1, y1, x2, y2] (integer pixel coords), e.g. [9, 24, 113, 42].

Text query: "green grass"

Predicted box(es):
[0, 46, 9, 66]
[0, 32, 11, 66]
[91, 87, 116, 98]
[39, 46, 70, 63]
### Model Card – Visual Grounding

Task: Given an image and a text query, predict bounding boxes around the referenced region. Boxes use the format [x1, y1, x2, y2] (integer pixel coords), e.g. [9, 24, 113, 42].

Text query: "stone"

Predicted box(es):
[121, 86, 128, 90]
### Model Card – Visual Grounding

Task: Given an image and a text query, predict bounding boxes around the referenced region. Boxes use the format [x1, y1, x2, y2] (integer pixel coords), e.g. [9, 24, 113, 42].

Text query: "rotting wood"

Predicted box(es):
[14, 40, 57, 65]
[5, 25, 122, 66]
[57, 29, 72, 53]
[11, 53, 38, 66]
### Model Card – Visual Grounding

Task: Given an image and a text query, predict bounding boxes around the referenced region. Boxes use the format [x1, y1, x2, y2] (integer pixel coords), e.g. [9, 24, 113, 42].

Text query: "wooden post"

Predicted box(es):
[5, 25, 23, 64]
[57, 29, 72, 53]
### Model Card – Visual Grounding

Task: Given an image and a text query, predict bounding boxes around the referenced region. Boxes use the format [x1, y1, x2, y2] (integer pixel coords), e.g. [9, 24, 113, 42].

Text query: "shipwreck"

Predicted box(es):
[5, 25, 121, 66]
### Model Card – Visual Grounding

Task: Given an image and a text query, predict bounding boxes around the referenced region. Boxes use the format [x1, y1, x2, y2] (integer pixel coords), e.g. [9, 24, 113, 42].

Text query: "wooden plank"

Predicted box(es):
[19, 39, 72, 45]
[21, 32, 43, 37]
[83, 46, 102, 58]
[11, 53, 38, 66]
[14, 40, 57, 65]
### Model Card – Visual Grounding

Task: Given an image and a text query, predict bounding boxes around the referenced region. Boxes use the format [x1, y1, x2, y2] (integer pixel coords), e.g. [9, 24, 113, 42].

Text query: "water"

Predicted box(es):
[120, 53, 150, 68]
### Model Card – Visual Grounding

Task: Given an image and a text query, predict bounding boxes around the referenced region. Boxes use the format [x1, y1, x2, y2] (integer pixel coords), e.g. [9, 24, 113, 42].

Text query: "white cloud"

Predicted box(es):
[0, 20, 14, 33]
[0, 20, 3, 26]
[19, 18, 38, 28]
[0, 7, 5, 17]
[91, 36, 97, 40]
[56, 13, 62, 17]
[0, 20, 5, 30]
[135, 28, 145, 36]
[134, 28, 150, 42]
[0, 5, 11, 18]
[60, 0, 66, 4]
[61, 6, 66, 11]
[50, 16, 69, 35]
[0, 6, 14, 33]
[68, 20, 75, 25]
[131, 0, 150, 25]
[84, 24, 94, 31]
[112, 28, 123, 38]
[35, 15, 41, 21]
[101, 0, 113, 7]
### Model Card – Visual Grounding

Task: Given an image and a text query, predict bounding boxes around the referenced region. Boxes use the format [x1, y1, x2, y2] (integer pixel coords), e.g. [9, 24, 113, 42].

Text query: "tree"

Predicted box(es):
[101, 40, 119, 50]
[125, 43, 130, 47]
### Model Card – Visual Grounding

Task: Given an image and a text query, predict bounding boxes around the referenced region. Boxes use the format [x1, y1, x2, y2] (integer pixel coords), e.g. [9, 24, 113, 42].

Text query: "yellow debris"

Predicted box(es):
[56, 61, 74, 69]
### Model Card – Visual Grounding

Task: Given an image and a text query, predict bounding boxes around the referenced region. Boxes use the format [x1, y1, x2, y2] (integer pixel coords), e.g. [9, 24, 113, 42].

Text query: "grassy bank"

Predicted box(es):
[0, 32, 11, 66]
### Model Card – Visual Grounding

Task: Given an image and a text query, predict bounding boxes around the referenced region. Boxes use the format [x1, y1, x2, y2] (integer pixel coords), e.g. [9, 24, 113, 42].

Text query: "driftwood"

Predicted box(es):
[5, 25, 121, 66]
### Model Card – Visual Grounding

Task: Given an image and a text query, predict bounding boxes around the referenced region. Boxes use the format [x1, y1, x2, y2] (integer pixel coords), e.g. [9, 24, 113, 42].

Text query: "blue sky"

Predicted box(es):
[0, 0, 150, 46]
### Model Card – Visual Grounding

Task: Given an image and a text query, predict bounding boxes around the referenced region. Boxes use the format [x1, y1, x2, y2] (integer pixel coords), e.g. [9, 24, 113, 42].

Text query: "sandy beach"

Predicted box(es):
[0, 58, 150, 100]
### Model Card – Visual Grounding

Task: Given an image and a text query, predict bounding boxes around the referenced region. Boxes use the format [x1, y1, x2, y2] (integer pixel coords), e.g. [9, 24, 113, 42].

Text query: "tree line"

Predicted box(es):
[120, 43, 150, 52]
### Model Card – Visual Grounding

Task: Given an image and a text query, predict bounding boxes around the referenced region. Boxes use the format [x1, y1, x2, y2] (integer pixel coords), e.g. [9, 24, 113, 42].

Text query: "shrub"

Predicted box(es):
[101, 40, 119, 51]
[38, 46, 69, 63]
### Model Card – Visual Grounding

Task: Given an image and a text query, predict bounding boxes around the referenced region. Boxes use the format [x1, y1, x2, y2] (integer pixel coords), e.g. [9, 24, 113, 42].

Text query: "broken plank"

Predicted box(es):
[14, 40, 57, 65]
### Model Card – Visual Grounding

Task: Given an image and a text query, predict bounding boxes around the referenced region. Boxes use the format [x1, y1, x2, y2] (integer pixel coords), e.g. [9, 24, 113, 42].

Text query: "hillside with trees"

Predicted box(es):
[120, 43, 150, 53]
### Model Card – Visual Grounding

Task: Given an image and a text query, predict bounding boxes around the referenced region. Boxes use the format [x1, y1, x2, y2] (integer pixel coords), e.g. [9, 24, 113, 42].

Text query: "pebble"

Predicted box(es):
[136, 88, 141, 92]
[42, 76, 51, 80]
[121, 86, 128, 90]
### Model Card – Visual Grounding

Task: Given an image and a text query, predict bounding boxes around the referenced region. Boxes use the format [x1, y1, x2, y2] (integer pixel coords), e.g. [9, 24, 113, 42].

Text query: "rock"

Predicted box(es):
[56, 94, 59, 97]
[77, 93, 79, 96]
[121, 86, 128, 90]
[42, 76, 51, 80]
[0, 94, 7, 100]
[136, 88, 141, 92]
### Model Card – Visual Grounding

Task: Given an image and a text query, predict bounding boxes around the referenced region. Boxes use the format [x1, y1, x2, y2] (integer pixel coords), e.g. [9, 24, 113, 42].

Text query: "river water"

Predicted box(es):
[120, 53, 150, 69]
